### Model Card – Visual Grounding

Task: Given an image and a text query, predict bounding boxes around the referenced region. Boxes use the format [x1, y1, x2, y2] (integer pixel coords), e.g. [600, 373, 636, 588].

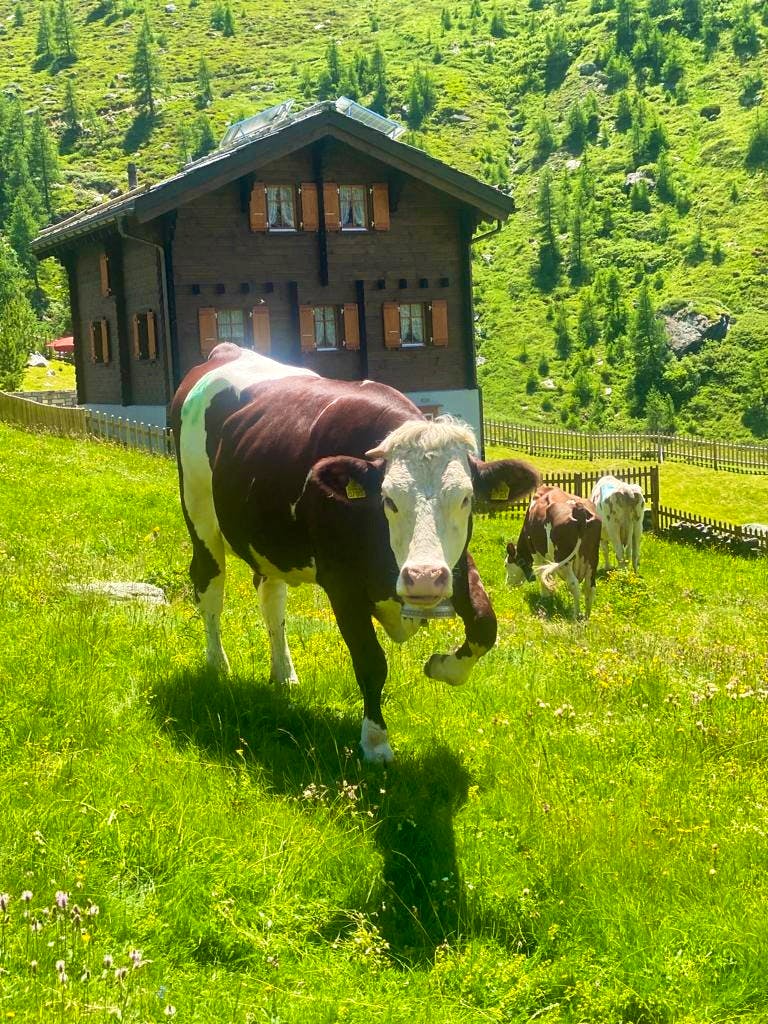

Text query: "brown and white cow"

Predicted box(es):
[590, 474, 644, 571]
[171, 345, 539, 763]
[505, 486, 601, 620]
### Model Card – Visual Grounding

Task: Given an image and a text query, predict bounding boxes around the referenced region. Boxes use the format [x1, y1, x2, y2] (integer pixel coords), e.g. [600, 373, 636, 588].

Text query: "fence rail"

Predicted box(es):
[484, 419, 768, 475]
[0, 391, 88, 436]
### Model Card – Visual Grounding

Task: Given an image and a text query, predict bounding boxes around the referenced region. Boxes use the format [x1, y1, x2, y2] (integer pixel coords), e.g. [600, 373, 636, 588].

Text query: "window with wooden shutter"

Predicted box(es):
[382, 302, 401, 349]
[342, 304, 360, 350]
[99, 253, 111, 297]
[89, 321, 98, 362]
[299, 183, 319, 231]
[147, 311, 157, 360]
[323, 183, 341, 231]
[430, 299, 449, 347]
[299, 304, 316, 352]
[249, 182, 267, 232]
[251, 305, 271, 355]
[371, 183, 390, 231]
[198, 307, 218, 357]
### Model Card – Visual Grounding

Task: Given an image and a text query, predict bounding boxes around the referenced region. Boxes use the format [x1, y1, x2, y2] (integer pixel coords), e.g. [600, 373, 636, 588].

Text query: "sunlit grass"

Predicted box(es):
[1, 423, 767, 1021]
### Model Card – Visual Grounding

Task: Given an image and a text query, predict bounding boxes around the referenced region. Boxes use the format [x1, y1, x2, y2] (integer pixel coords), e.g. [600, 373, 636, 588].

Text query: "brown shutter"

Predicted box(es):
[323, 183, 340, 231]
[99, 253, 111, 296]
[132, 314, 141, 359]
[299, 305, 316, 352]
[147, 311, 157, 360]
[89, 322, 98, 362]
[252, 305, 271, 355]
[430, 299, 449, 347]
[342, 304, 361, 350]
[371, 183, 390, 230]
[249, 182, 267, 232]
[382, 302, 401, 349]
[198, 307, 218, 357]
[100, 320, 111, 364]
[300, 183, 319, 231]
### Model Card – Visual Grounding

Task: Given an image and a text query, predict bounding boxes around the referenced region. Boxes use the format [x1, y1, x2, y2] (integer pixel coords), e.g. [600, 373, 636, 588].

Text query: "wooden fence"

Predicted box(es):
[656, 505, 768, 554]
[484, 419, 768, 475]
[479, 465, 660, 529]
[0, 391, 173, 456]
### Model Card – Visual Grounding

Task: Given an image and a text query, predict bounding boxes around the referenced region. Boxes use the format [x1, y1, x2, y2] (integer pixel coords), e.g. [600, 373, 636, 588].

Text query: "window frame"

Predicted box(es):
[398, 303, 427, 348]
[90, 319, 110, 364]
[339, 184, 369, 232]
[266, 184, 298, 232]
[313, 305, 340, 351]
[216, 308, 247, 346]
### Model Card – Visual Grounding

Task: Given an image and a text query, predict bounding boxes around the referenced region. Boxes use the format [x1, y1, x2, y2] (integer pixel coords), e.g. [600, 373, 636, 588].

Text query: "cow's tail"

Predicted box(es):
[535, 538, 582, 592]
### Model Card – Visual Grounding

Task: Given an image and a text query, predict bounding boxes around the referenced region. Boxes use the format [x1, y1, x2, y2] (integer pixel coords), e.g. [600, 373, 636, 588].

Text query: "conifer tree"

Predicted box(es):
[7, 190, 39, 276]
[326, 41, 341, 87]
[14, 3, 25, 27]
[441, 7, 452, 29]
[615, 0, 635, 52]
[534, 114, 555, 162]
[568, 188, 590, 284]
[732, 1, 759, 57]
[196, 56, 213, 108]
[630, 278, 668, 405]
[193, 114, 216, 159]
[132, 14, 162, 118]
[36, 5, 54, 60]
[222, 3, 235, 37]
[553, 301, 571, 359]
[406, 68, 437, 128]
[53, 0, 77, 62]
[602, 267, 626, 341]
[370, 45, 389, 115]
[577, 289, 600, 346]
[543, 24, 570, 90]
[490, 8, 509, 36]
[565, 102, 587, 153]
[28, 112, 60, 218]
[537, 167, 561, 287]
[681, 0, 702, 36]
[61, 77, 78, 132]
[615, 89, 633, 131]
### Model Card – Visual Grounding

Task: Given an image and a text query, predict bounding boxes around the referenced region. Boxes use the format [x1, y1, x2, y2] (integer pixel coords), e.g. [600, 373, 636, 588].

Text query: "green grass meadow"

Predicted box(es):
[1, 422, 767, 1022]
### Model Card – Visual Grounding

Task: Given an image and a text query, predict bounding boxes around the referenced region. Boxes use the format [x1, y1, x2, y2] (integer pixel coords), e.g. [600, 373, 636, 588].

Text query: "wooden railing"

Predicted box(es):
[85, 410, 174, 456]
[0, 390, 88, 436]
[484, 419, 768, 475]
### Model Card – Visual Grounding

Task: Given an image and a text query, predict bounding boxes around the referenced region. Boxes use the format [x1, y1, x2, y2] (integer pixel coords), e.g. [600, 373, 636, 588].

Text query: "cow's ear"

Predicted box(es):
[310, 456, 384, 505]
[469, 457, 541, 507]
[506, 541, 517, 560]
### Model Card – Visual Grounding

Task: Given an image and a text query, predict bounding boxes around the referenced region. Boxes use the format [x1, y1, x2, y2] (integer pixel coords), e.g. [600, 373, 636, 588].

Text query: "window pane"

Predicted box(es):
[399, 304, 424, 344]
[314, 306, 337, 348]
[340, 186, 366, 228]
[218, 309, 245, 343]
[267, 186, 295, 228]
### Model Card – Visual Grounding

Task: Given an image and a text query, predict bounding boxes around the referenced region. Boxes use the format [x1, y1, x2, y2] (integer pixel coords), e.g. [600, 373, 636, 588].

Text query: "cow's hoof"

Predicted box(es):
[424, 653, 469, 687]
[207, 652, 231, 676]
[360, 718, 394, 764]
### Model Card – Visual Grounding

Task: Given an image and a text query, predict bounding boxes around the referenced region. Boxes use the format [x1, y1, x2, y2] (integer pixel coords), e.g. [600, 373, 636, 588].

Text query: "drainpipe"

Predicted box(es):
[117, 217, 175, 407]
[470, 219, 504, 246]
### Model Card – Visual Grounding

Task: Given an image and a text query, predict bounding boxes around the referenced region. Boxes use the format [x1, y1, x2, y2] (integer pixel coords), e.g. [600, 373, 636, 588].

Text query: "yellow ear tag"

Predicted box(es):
[346, 479, 367, 500]
[491, 483, 510, 502]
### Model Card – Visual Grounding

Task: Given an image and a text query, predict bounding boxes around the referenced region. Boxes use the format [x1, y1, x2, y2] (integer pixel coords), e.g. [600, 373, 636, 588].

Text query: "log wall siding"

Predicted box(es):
[172, 142, 470, 391]
[74, 242, 122, 405]
[121, 237, 167, 406]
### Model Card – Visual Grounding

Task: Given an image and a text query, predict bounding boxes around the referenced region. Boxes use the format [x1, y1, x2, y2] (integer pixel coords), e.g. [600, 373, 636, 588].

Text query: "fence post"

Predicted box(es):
[574, 471, 583, 497]
[712, 439, 718, 471]
[650, 465, 660, 533]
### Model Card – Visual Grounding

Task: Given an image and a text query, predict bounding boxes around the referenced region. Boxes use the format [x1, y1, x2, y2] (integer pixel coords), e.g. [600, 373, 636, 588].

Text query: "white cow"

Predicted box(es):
[590, 474, 645, 571]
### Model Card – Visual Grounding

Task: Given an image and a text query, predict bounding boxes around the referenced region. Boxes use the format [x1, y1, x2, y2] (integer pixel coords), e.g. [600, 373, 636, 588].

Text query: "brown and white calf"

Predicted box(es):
[505, 486, 601, 620]
[590, 474, 644, 570]
[171, 344, 540, 763]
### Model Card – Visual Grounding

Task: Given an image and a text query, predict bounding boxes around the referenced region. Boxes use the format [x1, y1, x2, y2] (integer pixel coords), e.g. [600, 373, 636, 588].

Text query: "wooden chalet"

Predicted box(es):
[31, 98, 513, 437]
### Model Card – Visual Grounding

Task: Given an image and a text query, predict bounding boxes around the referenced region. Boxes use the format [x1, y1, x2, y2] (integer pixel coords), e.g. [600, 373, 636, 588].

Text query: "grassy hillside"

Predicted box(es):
[2, 425, 768, 1021]
[0, 0, 766, 438]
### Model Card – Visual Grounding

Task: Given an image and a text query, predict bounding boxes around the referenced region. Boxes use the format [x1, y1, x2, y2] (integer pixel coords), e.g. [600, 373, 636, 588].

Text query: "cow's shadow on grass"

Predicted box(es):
[152, 667, 513, 964]
[523, 588, 576, 620]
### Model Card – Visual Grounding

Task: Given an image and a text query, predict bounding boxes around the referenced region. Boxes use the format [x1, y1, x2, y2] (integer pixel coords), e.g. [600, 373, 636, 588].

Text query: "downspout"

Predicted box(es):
[470, 218, 504, 246]
[118, 217, 175, 407]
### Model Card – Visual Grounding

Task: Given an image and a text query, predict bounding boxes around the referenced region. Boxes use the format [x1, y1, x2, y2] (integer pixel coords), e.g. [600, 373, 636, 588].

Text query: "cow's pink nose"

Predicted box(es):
[399, 564, 452, 600]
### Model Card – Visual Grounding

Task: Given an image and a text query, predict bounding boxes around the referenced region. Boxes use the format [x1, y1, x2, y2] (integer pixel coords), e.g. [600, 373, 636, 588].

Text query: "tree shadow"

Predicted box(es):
[59, 126, 82, 156]
[123, 112, 155, 154]
[151, 667, 523, 964]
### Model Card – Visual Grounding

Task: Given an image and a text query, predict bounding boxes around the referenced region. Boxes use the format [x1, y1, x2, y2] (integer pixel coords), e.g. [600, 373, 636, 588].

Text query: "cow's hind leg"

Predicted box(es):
[562, 565, 581, 620]
[425, 553, 496, 687]
[259, 577, 298, 686]
[190, 531, 229, 674]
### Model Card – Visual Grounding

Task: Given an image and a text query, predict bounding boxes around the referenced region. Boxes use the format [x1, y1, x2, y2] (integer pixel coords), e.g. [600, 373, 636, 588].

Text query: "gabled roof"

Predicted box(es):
[32, 98, 514, 256]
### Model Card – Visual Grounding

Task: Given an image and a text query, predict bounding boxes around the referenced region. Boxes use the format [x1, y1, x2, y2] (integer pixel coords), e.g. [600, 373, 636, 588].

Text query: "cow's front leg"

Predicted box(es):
[258, 577, 298, 686]
[425, 553, 497, 687]
[326, 588, 393, 764]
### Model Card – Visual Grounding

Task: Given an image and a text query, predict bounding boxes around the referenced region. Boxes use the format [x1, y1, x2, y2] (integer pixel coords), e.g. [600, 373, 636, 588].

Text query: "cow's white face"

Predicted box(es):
[506, 561, 527, 587]
[367, 420, 477, 608]
[380, 448, 474, 606]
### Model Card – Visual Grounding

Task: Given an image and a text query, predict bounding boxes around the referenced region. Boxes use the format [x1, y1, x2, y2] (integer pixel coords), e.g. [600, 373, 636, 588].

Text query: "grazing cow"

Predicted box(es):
[505, 486, 601, 620]
[590, 474, 645, 571]
[171, 344, 540, 763]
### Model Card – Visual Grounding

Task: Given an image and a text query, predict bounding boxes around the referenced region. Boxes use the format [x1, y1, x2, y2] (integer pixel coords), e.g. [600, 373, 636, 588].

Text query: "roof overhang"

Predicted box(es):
[32, 103, 514, 257]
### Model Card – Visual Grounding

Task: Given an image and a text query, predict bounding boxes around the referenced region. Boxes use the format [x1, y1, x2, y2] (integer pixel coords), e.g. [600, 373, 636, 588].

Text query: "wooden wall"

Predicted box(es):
[171, 139, 471, 390]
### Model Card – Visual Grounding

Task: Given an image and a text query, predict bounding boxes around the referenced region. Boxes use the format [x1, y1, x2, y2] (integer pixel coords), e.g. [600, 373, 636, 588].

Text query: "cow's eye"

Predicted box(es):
[383, 496, 398, 514]
[461, 495, 471, 510]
